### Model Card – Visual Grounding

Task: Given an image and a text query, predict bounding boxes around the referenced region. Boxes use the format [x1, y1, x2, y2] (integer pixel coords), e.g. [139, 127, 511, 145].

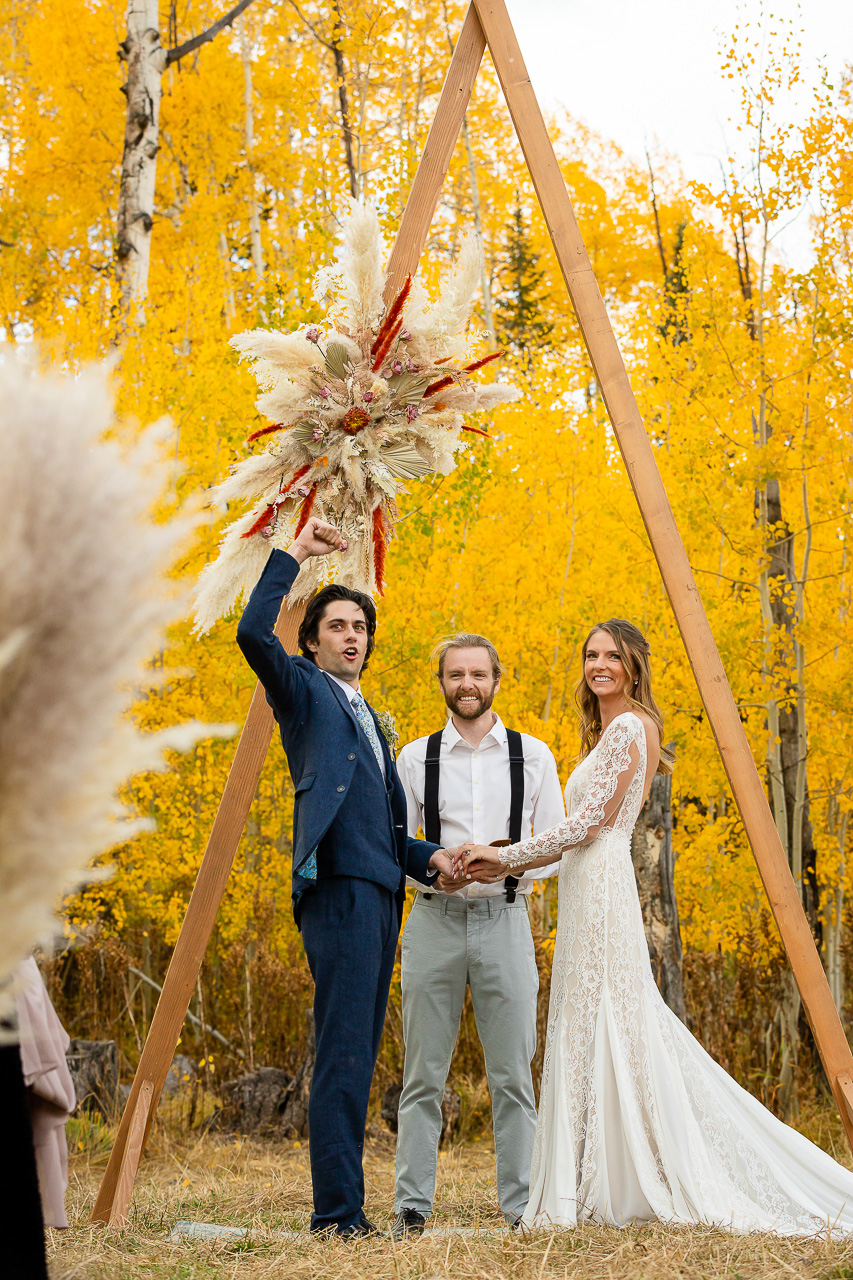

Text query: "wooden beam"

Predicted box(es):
[92, 601, 305, 1223]
[383, 2, 485, 301]
[837, 1073, 853, 1127]
[473, 0, 853, 1152]
[108, 1079, 154, 1227]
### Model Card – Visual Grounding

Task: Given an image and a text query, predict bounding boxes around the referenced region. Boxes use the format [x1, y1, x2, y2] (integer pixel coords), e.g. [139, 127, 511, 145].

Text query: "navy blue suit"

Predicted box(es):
[236, 549, 441, 1232]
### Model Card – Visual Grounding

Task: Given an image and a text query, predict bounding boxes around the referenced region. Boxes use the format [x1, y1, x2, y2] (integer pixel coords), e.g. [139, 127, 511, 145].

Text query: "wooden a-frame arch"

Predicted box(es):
[93, 0, 853, 1227]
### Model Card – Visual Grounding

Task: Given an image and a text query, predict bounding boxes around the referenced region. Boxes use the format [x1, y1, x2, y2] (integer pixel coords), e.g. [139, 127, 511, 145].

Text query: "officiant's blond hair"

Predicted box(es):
[432, 633, 503, 681]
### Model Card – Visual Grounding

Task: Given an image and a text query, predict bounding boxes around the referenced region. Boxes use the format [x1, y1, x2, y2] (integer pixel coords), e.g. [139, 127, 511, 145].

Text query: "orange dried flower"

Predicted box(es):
[342, 406, 370, 435]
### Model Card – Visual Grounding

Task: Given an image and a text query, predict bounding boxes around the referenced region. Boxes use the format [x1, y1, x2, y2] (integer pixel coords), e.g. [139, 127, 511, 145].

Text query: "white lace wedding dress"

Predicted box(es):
[496, 711, 853, 1234]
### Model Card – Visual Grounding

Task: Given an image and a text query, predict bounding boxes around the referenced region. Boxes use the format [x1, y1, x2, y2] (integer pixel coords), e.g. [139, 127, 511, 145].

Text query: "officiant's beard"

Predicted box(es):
[444, 685, 497, 721]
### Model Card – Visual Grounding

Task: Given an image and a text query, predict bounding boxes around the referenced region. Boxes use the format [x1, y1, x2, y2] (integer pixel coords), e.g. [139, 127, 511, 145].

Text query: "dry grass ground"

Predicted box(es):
[49, 1103, 853, 1280]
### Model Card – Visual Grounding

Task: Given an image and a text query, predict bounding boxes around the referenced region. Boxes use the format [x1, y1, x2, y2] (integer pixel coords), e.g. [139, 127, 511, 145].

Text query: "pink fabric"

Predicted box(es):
[15, 957, 75, 1229]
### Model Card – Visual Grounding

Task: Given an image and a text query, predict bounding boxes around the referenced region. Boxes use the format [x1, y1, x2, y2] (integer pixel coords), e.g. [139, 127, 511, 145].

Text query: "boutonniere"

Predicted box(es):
[375, 710, 399, 759]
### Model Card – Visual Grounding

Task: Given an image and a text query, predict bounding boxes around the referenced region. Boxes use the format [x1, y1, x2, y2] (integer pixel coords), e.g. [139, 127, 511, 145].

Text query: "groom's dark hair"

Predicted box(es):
[298, 584, 377, 669]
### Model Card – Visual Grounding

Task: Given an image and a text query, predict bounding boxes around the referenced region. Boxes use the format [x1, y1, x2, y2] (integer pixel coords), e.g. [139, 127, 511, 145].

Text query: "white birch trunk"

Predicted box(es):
[824, 800, 848, 1013]
[219, 233, 237, 327]
[755, 394, 789, 861]
[791, 470, 812, 889]
[116, 0, 257, 319]
[116, 0, 167, 317]
[240, 18, 264, 280]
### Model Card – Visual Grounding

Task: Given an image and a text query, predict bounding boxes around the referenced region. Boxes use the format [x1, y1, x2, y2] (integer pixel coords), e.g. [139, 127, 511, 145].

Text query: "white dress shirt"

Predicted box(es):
[323, 670, 386, 780]
[398, 714, 565, 898]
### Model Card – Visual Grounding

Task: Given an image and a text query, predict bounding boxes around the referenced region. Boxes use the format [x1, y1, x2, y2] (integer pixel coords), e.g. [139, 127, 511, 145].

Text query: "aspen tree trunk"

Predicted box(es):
[330, 0, 358, 199]
[396, 4, 411, 150]
[755, 410, 804, 1115]
[284, 0, 359, 200]
[115, 0, 258, 318]
[219, 233, 238, 326]
[746, 213, 819, 1113]
[824, 537, 849, 1014]
[116, 0, 166, 317]
[756, 468, 817, 911]
[240, 17, 264, 280]
[630, 770, 685, 1020]
[824, 798, 848, 1013]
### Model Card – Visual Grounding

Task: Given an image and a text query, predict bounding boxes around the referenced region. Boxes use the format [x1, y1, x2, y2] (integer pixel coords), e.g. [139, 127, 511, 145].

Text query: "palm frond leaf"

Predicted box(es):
[379, 442, 434, 479]
[325, 341, 354, 381]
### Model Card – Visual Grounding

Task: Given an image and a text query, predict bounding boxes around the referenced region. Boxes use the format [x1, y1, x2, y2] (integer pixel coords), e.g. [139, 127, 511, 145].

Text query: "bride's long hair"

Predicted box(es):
[575, 618, 673, 776]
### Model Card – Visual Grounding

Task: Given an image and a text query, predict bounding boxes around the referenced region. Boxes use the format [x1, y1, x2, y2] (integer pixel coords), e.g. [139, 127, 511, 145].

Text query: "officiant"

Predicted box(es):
[392, 634, 565, 1237]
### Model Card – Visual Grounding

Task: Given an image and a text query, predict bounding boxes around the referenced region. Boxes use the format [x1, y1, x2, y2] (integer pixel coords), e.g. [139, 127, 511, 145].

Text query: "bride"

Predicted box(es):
[458, 619, 853, 1235]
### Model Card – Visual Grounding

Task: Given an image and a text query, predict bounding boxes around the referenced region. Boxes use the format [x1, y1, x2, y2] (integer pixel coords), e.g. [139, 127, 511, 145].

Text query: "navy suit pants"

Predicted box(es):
[300, 876, 400, 1232]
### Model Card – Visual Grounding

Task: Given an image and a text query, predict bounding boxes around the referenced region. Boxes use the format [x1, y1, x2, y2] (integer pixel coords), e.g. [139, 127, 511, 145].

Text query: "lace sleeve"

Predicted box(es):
[495, 715, 642, 870]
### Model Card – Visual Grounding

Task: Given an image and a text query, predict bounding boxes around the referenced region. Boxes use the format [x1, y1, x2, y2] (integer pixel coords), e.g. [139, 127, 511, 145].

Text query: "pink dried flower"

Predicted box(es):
[405, 404, 419, 422]
[305, 326, 321, 343]
[311, 427, 324, 442]
[340, 539, 349, 552]
[363, 391, 375, 403]
[318, 386, 331, 399]
[260, 523, 275, 540]
[400, 328, 411, 341]
[297, 485, 311, 497]
[381, 368, 393, 380]
[392, 360, 403, 374]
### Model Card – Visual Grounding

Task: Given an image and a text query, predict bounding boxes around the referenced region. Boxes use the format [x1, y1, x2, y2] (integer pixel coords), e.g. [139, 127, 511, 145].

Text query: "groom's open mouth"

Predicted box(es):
[342, 645, 359, 661]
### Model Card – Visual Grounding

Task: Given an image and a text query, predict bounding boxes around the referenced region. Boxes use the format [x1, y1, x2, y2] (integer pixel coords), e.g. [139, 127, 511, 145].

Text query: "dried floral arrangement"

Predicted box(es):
[193, 202, 517, 631]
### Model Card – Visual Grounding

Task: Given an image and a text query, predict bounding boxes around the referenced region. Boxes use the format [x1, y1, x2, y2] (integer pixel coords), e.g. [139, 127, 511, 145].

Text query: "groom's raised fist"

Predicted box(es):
[288, 516, 348, 563]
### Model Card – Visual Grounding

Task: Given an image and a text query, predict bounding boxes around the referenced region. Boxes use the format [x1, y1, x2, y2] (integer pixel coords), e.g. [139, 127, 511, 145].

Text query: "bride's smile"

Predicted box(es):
[584, 631, 631, 714]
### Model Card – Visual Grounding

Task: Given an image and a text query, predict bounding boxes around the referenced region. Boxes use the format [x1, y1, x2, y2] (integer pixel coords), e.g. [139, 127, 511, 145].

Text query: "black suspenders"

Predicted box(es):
[423, 731, 444, 845]
[423, 728, 525, 902]
[504, 729, 523, 903]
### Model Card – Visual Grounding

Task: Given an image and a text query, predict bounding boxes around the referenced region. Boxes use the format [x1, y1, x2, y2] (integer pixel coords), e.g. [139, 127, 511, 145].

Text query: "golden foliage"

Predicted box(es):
[5, 0, 853, 1098]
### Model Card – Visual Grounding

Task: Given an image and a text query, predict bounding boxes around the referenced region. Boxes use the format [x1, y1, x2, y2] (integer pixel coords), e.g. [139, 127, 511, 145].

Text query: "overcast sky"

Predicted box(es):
[505, 0, 853, 267]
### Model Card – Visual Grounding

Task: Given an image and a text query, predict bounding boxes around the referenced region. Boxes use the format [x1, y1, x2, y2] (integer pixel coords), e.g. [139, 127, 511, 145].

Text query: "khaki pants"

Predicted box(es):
[395, 891, 540, 1223]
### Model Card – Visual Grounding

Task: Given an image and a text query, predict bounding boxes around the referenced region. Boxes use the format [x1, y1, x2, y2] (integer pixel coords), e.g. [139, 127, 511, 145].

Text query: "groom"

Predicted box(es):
[236, 516, 453, 1237]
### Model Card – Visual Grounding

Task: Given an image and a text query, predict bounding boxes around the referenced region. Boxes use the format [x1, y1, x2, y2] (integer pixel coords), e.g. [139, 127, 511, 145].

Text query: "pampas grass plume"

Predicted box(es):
[0, 355, 232, 1011]
[430, 232, 485, 341]
[340, 199, 385, 333]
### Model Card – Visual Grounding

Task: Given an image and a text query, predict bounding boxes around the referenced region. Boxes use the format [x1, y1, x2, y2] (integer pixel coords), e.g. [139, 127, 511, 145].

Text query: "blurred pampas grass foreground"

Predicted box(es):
[0, 355, 231, 1012]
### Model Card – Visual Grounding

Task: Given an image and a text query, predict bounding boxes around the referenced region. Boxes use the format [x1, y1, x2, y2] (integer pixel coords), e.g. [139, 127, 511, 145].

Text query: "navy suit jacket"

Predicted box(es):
[236, 549, 441, 921]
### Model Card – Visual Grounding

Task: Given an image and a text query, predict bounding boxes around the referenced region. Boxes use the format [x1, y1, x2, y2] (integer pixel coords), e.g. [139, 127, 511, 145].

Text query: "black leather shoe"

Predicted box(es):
[338, 1218, 385, 1240]
[391, 1208, 426, 1239]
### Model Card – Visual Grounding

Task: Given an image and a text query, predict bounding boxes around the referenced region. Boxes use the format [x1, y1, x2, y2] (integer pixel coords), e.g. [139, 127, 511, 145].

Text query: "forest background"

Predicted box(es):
[3, 0, 853, 1134]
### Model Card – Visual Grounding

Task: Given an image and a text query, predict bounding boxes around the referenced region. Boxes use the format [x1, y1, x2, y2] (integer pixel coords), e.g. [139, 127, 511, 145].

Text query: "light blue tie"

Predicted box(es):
[351, 692, 385, 774]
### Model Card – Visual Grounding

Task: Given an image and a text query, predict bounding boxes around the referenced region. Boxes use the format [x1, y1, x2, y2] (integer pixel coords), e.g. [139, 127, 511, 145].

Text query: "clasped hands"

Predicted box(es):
[432, 843, 509, 893]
